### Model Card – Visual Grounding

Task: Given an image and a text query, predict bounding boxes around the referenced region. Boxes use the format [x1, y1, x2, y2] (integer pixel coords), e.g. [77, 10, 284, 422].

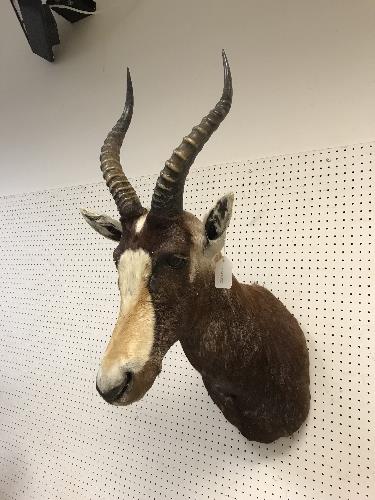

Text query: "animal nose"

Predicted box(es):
[96, 372, 133, 403]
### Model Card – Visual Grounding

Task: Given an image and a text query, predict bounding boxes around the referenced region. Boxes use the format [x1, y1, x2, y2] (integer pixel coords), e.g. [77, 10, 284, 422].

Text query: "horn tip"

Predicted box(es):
[221, 49, 230, 68]
[221, 49, 232, 95]
[125, 66, 134, 106]
[126, 67, 132, 87]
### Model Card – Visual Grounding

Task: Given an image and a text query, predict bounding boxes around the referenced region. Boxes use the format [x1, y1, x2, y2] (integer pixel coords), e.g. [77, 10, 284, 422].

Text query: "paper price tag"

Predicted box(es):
[215, 256, 232, 288]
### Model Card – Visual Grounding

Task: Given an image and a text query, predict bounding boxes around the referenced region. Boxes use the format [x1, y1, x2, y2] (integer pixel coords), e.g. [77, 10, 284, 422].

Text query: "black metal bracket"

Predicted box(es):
[10, 0, 96, 62]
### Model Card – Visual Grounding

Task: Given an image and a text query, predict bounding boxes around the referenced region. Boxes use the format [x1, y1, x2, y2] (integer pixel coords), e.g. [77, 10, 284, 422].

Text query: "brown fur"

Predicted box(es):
[87, 53, 310, 441]
[107, 211, 310, 443]
[179, 277, 310, 443]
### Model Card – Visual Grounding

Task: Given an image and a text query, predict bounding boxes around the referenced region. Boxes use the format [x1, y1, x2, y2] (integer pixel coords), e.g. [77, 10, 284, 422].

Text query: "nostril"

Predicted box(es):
[96, 372, 133, 403]
[125, 371, 133, 386]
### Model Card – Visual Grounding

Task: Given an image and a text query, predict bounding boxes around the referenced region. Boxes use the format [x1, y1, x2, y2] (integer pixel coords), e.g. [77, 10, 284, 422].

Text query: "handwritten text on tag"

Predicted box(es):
[215, 256, 232, 289]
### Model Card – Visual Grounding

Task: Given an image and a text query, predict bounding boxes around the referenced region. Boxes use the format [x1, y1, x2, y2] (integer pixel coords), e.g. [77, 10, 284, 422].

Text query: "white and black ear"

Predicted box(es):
[80, 209, 122, 241]
[203, 193, 234, 255]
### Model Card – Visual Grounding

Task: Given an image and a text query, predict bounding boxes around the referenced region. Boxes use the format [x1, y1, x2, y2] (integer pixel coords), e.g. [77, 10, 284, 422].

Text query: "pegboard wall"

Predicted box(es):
[0, 142, 373, 500]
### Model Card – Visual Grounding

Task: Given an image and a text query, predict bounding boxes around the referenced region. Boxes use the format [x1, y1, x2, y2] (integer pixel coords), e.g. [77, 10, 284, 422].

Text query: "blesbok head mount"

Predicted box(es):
[81, 51, 310, 443]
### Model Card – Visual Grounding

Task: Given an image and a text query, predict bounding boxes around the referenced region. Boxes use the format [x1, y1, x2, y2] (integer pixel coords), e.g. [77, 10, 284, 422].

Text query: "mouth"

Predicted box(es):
[97, 372, 133, 404]
[114, 371, 133, 401]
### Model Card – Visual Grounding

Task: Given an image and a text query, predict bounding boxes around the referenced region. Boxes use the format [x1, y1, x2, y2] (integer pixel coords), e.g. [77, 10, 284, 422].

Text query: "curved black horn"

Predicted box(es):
[151, 50, 233, 217]
[100, 68, 143, 219]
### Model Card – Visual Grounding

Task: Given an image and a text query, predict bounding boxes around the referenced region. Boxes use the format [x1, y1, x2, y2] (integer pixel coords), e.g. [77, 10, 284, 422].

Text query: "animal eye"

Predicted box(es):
[165, 255, 188, 269]
[113, 248, 120, 267]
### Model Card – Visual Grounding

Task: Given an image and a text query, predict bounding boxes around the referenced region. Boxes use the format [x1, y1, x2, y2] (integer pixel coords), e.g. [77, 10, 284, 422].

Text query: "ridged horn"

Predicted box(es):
[100, 68, 143, 219]
[151, 50, 233, 217]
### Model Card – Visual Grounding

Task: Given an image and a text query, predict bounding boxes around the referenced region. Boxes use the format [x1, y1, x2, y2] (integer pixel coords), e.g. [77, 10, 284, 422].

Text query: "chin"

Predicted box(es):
[112, 391, 144, 406]
[113, 374, 158, 406]
[112, 398, 131, 407]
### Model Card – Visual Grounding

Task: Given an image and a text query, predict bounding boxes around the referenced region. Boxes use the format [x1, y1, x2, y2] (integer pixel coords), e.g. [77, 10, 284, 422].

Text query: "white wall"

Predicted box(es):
[1, 144, 373, 499]
[1, 0, 375, 197]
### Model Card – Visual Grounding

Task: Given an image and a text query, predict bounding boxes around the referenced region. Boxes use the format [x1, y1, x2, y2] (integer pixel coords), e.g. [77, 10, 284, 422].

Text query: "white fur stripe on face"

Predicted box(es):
[135, 214, 147, 234]
[117, 249, 152, 313]
[96, 249, 155, 394]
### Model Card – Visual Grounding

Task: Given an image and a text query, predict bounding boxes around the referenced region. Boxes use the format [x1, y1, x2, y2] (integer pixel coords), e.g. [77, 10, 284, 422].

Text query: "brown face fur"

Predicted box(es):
[117, 212, 196, 340]
[95, 211, 205, 406]
[84, 198, 310, 443]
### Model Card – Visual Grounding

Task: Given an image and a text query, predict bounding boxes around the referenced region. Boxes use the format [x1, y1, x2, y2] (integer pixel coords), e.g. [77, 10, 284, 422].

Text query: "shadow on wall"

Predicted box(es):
[92, 340, 311, 487]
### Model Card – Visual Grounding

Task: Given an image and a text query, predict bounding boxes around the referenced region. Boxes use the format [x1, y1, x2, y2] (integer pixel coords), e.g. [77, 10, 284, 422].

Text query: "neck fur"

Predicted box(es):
[179, 275, 259, 380]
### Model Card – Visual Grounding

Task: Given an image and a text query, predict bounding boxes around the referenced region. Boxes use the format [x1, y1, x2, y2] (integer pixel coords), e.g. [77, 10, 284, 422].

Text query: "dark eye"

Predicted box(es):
[113, 248, 120, 267]
[165, 255, 188, 269]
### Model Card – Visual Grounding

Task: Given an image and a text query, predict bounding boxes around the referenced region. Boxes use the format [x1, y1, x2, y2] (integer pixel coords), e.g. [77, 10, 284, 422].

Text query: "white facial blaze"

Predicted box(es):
[96, 249, 155, 393]
[135, 214, 147, 234]
[118, 249, 152, 317]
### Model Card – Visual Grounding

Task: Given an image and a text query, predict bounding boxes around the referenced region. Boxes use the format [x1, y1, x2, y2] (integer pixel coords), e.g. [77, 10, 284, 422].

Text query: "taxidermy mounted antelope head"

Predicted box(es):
[81, 51, 310, 443]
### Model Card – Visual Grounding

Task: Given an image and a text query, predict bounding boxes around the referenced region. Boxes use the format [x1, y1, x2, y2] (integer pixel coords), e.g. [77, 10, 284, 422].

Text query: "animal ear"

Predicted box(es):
[80, 209, 122, 241]
[203, 193, 234, 254]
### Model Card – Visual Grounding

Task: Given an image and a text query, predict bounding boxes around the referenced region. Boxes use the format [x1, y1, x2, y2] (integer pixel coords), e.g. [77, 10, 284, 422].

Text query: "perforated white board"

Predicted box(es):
[0, 143, 373, 500]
